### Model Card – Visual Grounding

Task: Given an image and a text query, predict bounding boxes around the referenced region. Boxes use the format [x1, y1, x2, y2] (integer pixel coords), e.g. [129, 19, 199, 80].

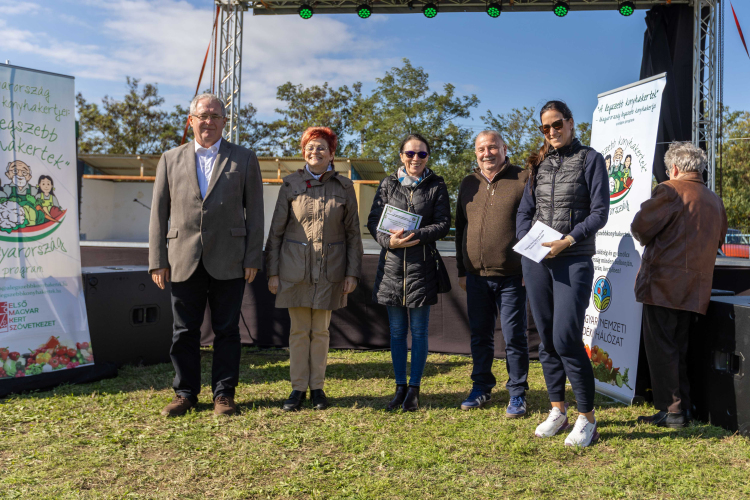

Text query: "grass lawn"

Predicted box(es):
[1, 348, 749, 499]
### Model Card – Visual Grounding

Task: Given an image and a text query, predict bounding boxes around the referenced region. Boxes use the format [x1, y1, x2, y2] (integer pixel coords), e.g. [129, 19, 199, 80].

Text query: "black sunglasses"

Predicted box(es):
[403, 150, 429, 159]
[538, 118, 568, 135]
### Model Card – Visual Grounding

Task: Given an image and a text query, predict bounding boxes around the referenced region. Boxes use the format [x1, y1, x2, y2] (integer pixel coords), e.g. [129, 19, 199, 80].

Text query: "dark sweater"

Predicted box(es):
[455, 161, 530, 277]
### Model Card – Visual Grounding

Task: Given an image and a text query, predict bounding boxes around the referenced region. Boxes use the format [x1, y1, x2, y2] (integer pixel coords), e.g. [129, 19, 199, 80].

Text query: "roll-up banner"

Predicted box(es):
[0, 64, 94, 382]
[585, 73, 667, 404]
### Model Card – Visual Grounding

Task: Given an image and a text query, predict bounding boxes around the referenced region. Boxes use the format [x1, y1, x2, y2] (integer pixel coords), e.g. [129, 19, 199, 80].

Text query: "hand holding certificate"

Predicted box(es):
[512, 222, 564, 263]
[377, 204, 423, 249]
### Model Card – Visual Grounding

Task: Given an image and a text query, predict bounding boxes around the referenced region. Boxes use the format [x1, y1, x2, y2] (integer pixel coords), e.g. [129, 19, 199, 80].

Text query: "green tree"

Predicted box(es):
[76, 77, 170, 154]
[269, 81, 363, 155]
[351, 59, 479, 204]
[719, 106, 750, 230]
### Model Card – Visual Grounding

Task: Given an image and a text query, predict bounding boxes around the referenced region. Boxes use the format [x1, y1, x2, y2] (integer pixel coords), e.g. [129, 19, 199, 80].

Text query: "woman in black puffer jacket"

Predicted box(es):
[367, 133, 451, 412]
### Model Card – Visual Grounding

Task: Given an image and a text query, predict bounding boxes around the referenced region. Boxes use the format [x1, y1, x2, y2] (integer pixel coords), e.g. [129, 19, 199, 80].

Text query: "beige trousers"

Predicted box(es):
[288, 307, 332, 391]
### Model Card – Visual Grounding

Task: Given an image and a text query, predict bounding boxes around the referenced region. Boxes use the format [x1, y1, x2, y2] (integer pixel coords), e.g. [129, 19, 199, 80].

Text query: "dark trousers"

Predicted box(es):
[522, 255, 596, 413]
[466, 273, 529, 396]
[642, 303, 692, 413]
[170, 259, 246, 402]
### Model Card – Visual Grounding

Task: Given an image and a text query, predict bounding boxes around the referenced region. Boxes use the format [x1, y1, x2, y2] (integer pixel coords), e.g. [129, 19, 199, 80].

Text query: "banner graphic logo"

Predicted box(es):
[592, 276, 612, 312]
[605, 146, 635, 205]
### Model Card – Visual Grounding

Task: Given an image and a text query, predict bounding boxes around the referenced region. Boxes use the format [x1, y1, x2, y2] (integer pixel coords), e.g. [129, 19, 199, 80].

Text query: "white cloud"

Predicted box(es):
[0, 0, 42, 15]
[0, 0, 395, 113]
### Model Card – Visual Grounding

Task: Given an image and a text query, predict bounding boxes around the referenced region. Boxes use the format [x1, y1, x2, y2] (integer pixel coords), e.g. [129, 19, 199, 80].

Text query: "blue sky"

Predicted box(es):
[2, 0, 750, 132]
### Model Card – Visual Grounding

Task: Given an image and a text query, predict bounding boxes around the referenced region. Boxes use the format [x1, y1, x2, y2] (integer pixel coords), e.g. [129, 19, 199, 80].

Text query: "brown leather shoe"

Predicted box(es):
[161, 395, 194, 417]
[214, 395, 237, 416]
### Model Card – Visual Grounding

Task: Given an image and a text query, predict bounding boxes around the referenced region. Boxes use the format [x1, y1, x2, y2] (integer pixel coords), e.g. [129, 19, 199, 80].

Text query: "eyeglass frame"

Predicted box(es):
[191, 113, 226, 122]
[304, 145, 330, 153]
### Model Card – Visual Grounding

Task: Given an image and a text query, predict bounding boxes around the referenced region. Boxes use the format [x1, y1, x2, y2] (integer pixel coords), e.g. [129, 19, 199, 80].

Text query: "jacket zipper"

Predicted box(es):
[478, 178, 494, 270]
[403, 190, 415, 306]
[549, 152, 563, 227]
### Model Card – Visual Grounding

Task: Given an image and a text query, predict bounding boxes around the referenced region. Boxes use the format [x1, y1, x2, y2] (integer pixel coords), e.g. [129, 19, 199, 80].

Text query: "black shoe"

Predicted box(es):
[386, 385, 408, 411]
[402, 386, 420, 412]
[637, 411, 668, 426]
[310, 389, 329, 410]
[282, 390, 306, 412]
[664, 411, 688, 428]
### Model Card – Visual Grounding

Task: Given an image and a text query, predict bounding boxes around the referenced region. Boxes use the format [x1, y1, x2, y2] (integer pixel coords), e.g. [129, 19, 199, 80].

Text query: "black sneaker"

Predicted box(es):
[310, 389, 329, 410]
[282, 390, 306, 412]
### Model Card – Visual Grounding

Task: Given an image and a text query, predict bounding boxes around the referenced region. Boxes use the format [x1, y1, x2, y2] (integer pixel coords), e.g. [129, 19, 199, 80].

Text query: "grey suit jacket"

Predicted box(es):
[148, 140, 264, 282]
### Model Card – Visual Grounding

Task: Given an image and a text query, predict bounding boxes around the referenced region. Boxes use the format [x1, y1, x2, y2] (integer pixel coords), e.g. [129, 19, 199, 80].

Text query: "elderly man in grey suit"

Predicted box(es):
[149, 93, 264, 417]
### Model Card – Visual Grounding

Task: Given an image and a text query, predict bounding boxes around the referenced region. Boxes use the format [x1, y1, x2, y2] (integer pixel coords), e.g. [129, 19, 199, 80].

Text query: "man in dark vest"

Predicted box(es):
[455, 130, 531, 417]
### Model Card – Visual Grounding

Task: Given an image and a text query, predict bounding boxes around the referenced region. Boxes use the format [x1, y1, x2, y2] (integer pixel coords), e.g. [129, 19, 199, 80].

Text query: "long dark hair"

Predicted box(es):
[526, 100, 574, 192]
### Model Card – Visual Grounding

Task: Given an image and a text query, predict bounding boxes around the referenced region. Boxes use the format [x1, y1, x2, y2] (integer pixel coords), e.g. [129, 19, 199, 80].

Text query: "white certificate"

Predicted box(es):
[512, 222, 563, 263]
[376, 204, 423, 235]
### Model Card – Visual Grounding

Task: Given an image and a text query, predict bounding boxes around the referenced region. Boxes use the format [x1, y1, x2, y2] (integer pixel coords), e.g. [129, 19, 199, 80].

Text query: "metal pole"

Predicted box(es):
[216, 0, 248, 143]
[692, 0, 718, 191]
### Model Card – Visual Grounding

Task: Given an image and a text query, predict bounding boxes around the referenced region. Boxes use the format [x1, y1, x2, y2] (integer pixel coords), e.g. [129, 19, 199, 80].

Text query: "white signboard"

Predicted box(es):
[0, 64, 93, 380]
[584, 74, 666, 404]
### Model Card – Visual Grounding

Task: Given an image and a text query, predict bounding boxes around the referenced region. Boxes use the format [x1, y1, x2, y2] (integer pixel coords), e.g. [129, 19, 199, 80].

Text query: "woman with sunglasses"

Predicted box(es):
[516, 101, 609, 447]
[266, 127, 363, 412]
[367, 133, 451, 412]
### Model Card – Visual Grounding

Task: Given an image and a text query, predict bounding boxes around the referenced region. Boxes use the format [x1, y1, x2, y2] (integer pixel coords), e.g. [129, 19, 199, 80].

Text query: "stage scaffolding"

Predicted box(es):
[214, 0, 721, 191]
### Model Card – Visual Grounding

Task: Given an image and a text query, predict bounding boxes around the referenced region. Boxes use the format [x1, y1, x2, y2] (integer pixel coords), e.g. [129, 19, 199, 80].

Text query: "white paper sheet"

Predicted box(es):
[512, 222, 563, 263]
[376, 204, 423, 235]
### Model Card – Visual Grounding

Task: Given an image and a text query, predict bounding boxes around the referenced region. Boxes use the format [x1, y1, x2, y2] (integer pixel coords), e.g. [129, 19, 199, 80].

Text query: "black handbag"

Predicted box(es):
[429, 243, 452, 293]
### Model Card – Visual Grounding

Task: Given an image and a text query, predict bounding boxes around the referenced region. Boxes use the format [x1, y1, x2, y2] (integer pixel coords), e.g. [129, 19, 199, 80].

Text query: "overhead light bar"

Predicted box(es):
[357, 3, 372, 17]
[553, 1, 569, 17]
[618, 0, 635, 16]
[486, 1, 502, 18]
[298, 3, 313, 18]
[423, 2, 438, 18]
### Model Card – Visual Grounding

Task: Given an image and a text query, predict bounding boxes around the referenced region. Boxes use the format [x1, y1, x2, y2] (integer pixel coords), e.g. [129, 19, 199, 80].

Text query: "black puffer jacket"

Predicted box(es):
[367, 171, 451, 308]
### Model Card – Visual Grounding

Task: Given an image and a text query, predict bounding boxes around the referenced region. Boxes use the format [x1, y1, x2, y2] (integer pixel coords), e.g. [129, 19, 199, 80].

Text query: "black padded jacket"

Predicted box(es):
[367, 171, 451, 308]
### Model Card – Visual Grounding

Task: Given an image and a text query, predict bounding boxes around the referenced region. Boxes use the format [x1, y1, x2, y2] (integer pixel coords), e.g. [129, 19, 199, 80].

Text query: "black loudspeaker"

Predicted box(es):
[688, 296, 750, 436]
[82, 266, 173, 367]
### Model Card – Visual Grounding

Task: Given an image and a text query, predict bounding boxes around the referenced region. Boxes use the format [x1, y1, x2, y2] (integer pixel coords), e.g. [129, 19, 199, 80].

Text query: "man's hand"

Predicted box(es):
[268, 275, 279, 294]
[151, 268, 170, 289]
[459, 276, 466, 291]
[389, 228, 420, 249]
[542, 239, 571, 259]
[244, 268, 258, 283]
[342, 276, 358, 294]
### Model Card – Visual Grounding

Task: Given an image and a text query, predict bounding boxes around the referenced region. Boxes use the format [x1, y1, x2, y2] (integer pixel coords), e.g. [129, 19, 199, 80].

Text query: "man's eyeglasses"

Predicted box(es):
[192, 113, 225, 122]
[305, 146, 329, 153]
[403, 151, 429, 159]
[538, 118, 568, 135]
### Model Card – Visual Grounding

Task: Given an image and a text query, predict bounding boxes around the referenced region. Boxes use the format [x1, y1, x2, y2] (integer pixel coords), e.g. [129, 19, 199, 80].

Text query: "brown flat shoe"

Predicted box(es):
[214, 395, 237, 416]
[161, 395, 194, 417]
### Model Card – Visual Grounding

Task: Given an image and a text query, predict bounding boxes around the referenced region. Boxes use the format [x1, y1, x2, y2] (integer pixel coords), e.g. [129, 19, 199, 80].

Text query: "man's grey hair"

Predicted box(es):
[475, 130, 505, 146]
[190, 93, 226, 116]
[663, 141, 707, 174]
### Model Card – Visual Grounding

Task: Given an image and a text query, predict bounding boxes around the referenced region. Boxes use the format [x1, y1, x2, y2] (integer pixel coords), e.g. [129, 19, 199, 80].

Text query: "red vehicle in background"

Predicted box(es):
[721, 229, 750, 258]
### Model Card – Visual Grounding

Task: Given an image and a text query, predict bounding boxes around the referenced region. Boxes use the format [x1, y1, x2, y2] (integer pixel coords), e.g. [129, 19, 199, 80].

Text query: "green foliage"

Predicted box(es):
[481, 106, 541, 167]
[718, 106, 750, 230]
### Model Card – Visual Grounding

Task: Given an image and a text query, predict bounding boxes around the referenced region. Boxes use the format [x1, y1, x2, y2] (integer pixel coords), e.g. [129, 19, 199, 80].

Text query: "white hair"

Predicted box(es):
[475, 130, 505, 146]
[664, 141, 707, 174]
[190, 93, 225, 116]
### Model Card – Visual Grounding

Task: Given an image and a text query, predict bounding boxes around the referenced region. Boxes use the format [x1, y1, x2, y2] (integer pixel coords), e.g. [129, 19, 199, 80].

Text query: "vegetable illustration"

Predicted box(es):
[587, 345, 631, 390]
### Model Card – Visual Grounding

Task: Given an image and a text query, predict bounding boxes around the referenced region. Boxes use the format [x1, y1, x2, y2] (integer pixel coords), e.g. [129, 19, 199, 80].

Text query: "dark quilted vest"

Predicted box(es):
[532, 139, 596, 257]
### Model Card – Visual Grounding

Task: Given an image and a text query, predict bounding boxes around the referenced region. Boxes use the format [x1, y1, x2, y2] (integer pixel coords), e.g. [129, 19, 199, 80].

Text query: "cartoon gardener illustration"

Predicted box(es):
[2, 160, 45, 227]
[35, 175, 63, 222]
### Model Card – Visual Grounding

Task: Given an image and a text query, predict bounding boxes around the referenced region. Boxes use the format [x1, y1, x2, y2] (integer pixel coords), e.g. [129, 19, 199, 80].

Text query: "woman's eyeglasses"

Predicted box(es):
[538, 118, 568, 135]
[403, 151, 429, 159]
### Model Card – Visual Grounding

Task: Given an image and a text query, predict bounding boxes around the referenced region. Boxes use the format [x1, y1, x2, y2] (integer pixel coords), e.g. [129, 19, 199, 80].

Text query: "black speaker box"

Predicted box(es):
[82, 266, 173, 367]
[688, 296, 750, 435]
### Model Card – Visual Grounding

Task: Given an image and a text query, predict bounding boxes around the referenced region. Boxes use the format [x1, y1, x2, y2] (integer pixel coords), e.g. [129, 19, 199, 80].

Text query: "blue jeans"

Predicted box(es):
[386, 305, 431, 387]
[466, 273, 529, 396]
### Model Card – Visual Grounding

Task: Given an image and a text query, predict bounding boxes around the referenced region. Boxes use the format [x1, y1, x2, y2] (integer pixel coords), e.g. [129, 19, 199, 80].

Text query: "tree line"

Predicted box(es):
[75, 59, 749, 229]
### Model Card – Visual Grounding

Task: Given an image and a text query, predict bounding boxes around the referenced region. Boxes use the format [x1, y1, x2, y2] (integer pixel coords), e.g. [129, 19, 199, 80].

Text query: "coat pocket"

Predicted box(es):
[279, 238, 307, 283]
[325, 241, 346, 283]
[166, 228, 178, 239]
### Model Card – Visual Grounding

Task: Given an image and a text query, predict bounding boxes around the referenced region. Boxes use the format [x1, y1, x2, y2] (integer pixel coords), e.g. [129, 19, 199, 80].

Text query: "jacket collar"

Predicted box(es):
[670, 171, 705, 184]
[299, 166, 337, 184]
[473, 158, 511, 184]
[549, 138, 581, 157]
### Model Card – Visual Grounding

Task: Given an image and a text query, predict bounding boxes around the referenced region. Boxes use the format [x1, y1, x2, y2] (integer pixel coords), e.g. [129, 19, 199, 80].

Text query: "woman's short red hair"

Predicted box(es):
[300, 127, 338, 156]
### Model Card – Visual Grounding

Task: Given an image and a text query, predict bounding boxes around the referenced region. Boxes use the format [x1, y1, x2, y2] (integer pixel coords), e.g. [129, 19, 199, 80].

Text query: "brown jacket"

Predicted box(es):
[631, 172, 727, 314]
[455, 162, 530, 277]
[265, 168, 363, 310]
[148, 140, 264, 282]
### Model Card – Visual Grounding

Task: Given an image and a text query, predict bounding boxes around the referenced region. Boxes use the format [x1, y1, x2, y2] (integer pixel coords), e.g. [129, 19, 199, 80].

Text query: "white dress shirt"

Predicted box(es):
[195, 138, 222, 199]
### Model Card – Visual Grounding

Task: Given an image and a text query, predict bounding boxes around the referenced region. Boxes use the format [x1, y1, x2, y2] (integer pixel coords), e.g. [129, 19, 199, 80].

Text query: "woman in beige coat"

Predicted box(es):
[265, 127, 363, 411]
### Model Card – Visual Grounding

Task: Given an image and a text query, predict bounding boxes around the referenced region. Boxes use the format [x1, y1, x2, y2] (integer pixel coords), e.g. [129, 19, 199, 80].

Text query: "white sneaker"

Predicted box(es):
[534, 407, 570, 438]
[564, 415, 599, 447]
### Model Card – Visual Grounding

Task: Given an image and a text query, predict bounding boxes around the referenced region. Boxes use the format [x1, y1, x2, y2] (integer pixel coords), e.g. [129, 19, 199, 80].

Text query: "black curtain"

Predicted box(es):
[640, 5, 694, 183]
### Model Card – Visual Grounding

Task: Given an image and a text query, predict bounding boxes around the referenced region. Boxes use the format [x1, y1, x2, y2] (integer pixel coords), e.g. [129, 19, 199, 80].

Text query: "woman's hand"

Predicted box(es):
[389, 228, 421, 249]
[542, 238, 571, 258]
[268, 275, 279, 294]
[342, 276, 358, 294]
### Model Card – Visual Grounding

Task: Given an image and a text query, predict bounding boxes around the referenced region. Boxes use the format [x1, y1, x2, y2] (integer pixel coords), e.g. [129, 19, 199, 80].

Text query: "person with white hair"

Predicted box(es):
[631, 141, 727, 429]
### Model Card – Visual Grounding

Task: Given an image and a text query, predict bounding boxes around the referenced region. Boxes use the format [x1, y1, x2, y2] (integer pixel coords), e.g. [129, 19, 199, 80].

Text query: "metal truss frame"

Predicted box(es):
[692, 0, 719, 191]
[216, 0, 249, 143]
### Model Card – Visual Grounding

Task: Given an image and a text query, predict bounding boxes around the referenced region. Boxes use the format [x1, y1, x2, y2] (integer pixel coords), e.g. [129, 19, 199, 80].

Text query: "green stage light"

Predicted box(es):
[298, 4, 313, 18]
[357, 3, 372, 18]
[423, 2, 438, 18]
[486, 2, 502, 18]
[618, 0, 635, 16]
[553, 1, 569, 17]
